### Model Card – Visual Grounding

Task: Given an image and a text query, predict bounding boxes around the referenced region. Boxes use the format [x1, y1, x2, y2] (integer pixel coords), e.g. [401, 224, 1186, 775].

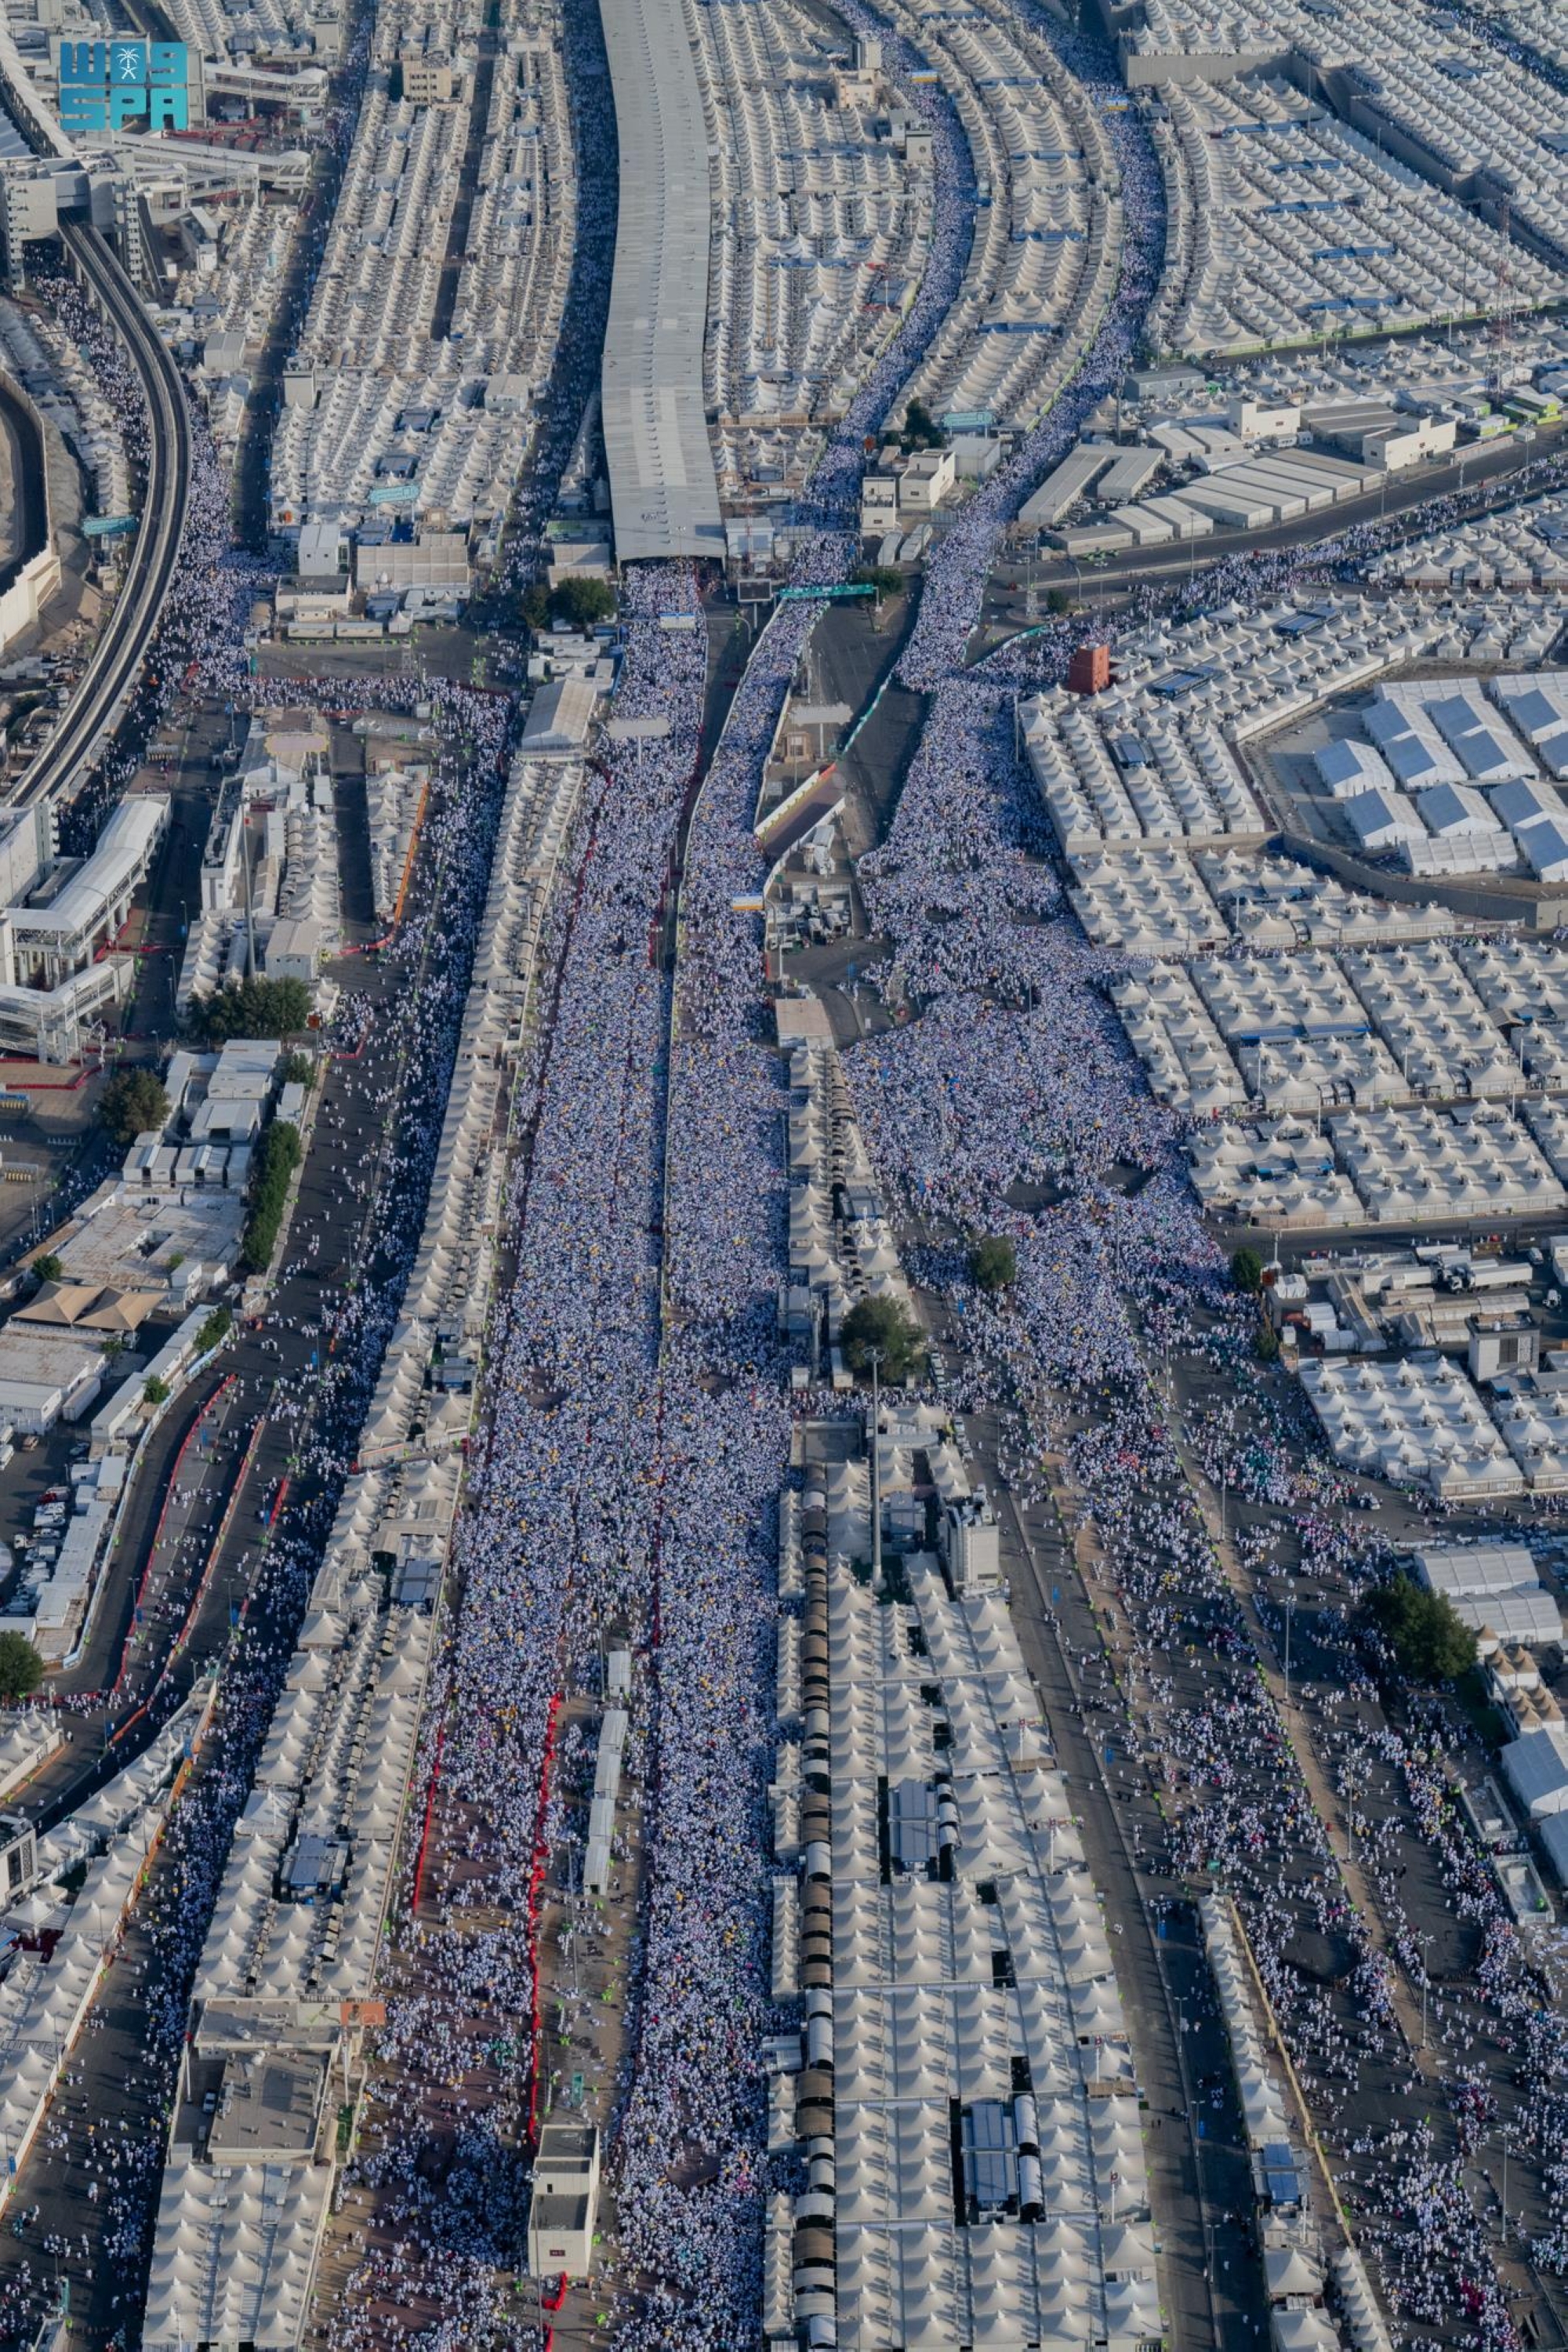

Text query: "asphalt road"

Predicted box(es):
[983, 419, 1566, 621]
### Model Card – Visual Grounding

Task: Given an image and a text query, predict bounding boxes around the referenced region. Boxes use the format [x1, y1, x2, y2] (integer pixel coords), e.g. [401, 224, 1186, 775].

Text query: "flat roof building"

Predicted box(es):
[527, 2122, 601, 2279]
[520, 677, 599, 760]
[1501, 1726, 1568, 1821]
[0, 1329, 105, 1433]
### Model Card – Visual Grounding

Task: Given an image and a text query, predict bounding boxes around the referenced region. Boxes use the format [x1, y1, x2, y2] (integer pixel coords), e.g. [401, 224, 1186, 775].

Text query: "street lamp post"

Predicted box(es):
[869, 1351, 883, 1591]
[1283, 1591, 1295, 1702]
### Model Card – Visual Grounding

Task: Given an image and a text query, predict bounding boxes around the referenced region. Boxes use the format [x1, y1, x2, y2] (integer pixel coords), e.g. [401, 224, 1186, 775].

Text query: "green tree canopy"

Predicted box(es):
[193, 978, 313, 1045]
[143, 1374, 170, 1407]
[900, 398, 943, 451]
[100, 1067, 169, 1146]
[1362, 1574, 1476, 1685]
[1231, 1247, 1264, 1295]
[240, 1123, 302, 1273]
[0, 1631, 43, 1704]
[852, 564, 903, 597]
[970, 1235, 1018, 1294]
[196, 1305, 234, 1353]
[551, 577, 616, 630]
[31, 1254, 62, 1285]
[840, 1295, 925, 1385]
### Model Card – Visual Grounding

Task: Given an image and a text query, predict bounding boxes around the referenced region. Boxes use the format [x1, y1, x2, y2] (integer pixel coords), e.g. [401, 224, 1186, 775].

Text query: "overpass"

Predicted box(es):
[10, 219, 190, 812]
[600, 0, 724, 565]
[0, 57, 192, 815]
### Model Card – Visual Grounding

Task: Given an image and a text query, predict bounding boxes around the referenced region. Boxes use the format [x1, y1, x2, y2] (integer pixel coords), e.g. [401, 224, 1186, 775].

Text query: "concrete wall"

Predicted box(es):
[1279, 828, 1568, 932]
[0, 546, 60, 657]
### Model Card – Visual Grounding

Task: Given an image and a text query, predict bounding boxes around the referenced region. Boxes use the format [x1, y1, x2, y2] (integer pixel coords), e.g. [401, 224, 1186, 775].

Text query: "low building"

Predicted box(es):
[1411, 1542, 1563, 1649]
[1343, 785, 1423, 854]
[1228, 397, 1300, 442]
[1469, 1313, 1540, 1385]
[0, 1329, 105, 1433]
[352, 532, 470, 593]
[296, 522, 345, 581]
[0, 796, 169, 1062]
[859, 474, 898, 537]
[1307, 402, 1457, 470]
[897, 448, 955, 514]
[49, 1182, 245, 1306]
[1501, 1724, 1568, 1820]
[401, 53, 455, 102]
[264, 917, 325, 985]
[942, 1495, 1000, 1591]
[526, 2122, 601, 2279]
[520, 677, 597, 760]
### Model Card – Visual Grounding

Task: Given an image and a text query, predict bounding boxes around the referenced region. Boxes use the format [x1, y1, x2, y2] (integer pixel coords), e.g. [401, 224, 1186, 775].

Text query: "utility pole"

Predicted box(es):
[241, 811, 258, 982]
[869, 1350, 883, 1591]
[1283, 1592, 1295, 1702]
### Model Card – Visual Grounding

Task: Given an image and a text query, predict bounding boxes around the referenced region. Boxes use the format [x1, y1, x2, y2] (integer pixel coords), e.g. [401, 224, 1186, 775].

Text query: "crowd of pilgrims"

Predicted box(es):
[837, 621, 1568, 2342]
[2, 0, 1568, 2343]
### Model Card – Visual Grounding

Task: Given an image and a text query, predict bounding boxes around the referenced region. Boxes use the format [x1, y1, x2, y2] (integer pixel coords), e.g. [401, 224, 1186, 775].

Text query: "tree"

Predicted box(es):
[521, 584, 551, 632]
[853, 564, 903, 597]
[1045, 587, 1075, 616]
[1362, 1575, 1476, 1686]
[100, 1067, 169, 1146]
[970, 1235, 1018, 1294]
[240, 1122, 302, 1273]
[279, 1051, 316, 1091]
[840, 1295, 925, 1385]
[551, 577, 616, 630]
[31, 1254, 62, 1285]
[193, 978, 313, 1045]
[1231, 1247, 1264, 1295]
[0, 1631, 43, 1704]
[196, 1304, 233, 1354]
[100, 1334, 125, 1361]
[1254, 1318, 1280, 1363]
[143, 1374, 171, 1407]
[900, 398, 943, 451]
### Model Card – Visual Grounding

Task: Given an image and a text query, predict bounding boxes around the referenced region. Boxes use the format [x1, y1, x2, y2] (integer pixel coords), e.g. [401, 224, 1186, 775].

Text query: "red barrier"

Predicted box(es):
[0, 1065, 92, 1089]
[539, 2263, 568, 2345]
[106, 1401, 267, 1727]
[60, 1375, 238, 1708]
[410, 1719, 445, 1916]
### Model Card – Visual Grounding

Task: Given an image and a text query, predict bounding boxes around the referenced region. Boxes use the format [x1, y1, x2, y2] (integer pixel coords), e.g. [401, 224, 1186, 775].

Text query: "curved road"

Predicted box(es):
[11, 219, 191, 813]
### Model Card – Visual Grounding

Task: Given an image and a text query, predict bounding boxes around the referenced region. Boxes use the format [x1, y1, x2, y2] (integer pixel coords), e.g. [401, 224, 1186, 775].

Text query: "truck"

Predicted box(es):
[1444, 1258, 1534, 1294]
